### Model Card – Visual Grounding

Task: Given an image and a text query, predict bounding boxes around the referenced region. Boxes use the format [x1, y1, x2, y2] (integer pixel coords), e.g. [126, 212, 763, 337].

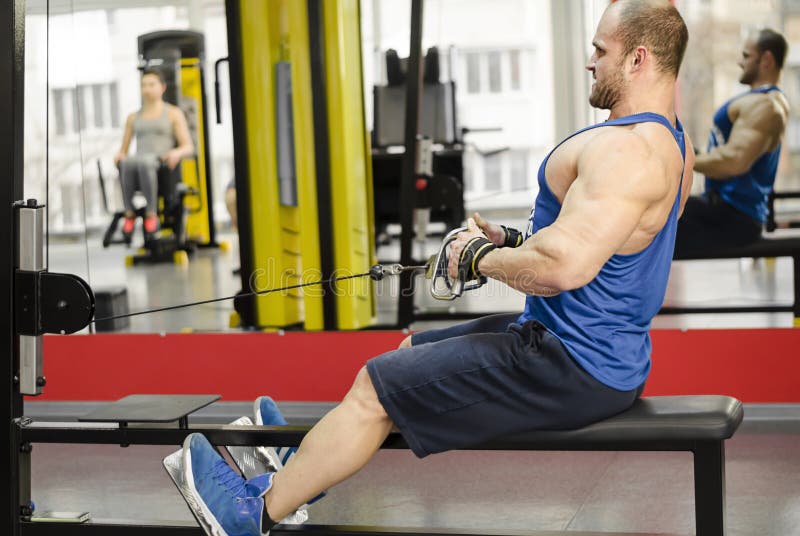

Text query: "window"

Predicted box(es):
[484, 153, 502, 191]
[509, 50, 521, 91]
[70, 89, 80, 133]
[461, 48, 528, 96]
[466, 52, 481, 94]
[77, 85, 89, 131]
[50, 82, 120, 135]
[92, 84, 105, 129]
[463, 154, 476, 193]
[510, 150, 530, 191]
[109, 82, 120, 128]
[52, 89, 68, 136]
[488, 51, 502, 93]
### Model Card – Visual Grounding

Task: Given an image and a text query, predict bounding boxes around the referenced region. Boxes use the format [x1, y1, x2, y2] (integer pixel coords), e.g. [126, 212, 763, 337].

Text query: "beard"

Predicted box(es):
[739, 54, 760, 85]
[589, 67, 626, 110]
[739, 67, 757, 85]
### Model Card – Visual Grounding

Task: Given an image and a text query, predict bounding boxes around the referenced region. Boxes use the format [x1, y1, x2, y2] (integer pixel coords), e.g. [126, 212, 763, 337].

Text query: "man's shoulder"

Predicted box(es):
[607, 121, 679, 159]
[572, 125, 676, 170]
[581, 127, 671, 174]
[734, 90, 788, 118]
[588, 126, 650, 149]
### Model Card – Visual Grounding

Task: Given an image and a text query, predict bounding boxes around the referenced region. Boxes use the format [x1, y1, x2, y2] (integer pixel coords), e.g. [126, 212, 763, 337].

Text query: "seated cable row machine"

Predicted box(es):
[5, 200, 744, 536]
[0, 3, 744, 536]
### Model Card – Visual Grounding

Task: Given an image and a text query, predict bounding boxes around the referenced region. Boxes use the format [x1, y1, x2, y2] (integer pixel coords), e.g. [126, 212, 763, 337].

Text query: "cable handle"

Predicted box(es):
[429, 227, 487, 301]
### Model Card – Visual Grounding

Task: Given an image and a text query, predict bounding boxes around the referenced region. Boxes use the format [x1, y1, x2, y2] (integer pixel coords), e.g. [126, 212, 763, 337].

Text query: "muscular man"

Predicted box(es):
[177, 2, 692, 534]
[114, 68, 194, 237]
[674, 29, 789, 257]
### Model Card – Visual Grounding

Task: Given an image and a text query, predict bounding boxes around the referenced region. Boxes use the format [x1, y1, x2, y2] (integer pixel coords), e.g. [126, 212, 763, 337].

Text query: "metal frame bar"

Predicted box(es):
[224, 0, 257, 325]
[794, 255, 800, 319]
[397, 0, 424, 327]
[196, 60, 217, 248]
[766, 190, 800, 232]
[1, 2, 26, 535]
[307, 0, 338, 330]
[694, 441, 727, 536]
[413, 304, 795, 323]
[658, 305, 792, 315]
[15, 422, 728, 535]
[18, 522, 673, 536]
[17, 421, 707, 452]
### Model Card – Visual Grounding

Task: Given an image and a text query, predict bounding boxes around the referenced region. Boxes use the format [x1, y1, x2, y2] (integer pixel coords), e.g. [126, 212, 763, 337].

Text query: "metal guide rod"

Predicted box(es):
[397, 0, 425, 327]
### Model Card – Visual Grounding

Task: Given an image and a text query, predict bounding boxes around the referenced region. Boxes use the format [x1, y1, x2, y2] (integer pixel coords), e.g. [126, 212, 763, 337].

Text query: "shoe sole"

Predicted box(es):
[222, 418, 309, 525]
[162, 439, 227, 536]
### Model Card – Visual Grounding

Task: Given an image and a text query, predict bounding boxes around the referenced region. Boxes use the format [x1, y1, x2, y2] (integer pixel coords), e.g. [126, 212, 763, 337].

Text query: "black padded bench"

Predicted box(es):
[668, 236, 800, 319]
[18, 394, 743, 536]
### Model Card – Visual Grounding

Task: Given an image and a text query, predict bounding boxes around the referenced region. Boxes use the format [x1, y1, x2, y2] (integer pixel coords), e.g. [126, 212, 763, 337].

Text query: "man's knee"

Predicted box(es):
[345, 366, 389, 422]
[397, 335, 413, 349]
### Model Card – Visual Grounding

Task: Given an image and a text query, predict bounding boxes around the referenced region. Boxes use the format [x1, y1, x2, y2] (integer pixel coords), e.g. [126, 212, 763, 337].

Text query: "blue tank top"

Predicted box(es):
[517, 112, 685, 391]
[704, 85, 782, 222]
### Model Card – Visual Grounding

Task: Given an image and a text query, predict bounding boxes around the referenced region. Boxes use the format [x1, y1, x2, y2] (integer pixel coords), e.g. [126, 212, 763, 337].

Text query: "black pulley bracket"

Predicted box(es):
[15, 270, 95, 336]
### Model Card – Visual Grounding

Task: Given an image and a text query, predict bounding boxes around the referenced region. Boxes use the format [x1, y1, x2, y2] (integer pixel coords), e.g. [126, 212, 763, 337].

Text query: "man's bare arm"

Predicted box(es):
[695, 97, 784, 179]
[478, 130, 668, 295]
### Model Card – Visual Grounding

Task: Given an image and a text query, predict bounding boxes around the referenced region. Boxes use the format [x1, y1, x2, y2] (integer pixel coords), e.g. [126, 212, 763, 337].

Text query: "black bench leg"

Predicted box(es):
[694, 441, 726, 536]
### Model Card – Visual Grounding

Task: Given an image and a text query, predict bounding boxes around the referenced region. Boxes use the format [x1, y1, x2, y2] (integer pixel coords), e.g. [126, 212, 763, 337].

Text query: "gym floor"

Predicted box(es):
[35, 210, 800, 535]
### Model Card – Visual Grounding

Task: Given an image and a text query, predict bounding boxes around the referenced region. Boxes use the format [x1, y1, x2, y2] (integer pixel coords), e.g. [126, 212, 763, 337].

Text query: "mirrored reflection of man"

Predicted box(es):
[674, 29, 790, 257]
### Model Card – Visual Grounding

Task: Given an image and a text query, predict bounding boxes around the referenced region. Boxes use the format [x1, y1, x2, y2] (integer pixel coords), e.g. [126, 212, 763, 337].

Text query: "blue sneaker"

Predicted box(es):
[182, 433, 273, 536]
[254, 396, 326, 505]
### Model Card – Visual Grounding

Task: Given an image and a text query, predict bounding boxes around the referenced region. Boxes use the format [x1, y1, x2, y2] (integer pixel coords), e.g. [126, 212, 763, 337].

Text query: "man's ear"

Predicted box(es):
[760, 50, 777, 70]
[631, 46, 648, 72]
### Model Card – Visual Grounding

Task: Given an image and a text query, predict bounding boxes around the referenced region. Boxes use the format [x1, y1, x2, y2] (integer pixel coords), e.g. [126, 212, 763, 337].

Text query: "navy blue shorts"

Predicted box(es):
[366, 313, 644, 458]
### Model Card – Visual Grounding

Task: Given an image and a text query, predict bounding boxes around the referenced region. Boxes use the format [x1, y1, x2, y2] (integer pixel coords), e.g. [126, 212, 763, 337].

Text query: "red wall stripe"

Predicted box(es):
[32, 329, 800, 403]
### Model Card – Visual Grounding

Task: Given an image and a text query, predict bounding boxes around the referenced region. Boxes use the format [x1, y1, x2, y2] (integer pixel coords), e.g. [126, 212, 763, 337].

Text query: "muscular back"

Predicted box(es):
[727, 89, 789, 154]
[543, 120, 692, 256]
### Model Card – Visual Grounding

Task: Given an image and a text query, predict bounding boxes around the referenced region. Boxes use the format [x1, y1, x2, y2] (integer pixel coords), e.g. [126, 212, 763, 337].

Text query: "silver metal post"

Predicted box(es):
[17, 201, 45, 396]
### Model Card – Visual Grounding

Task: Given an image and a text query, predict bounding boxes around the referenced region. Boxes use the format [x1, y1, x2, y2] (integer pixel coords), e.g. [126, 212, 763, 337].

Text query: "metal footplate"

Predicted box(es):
[79, 395, 221, 432]
[224, 417, 283, 478]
